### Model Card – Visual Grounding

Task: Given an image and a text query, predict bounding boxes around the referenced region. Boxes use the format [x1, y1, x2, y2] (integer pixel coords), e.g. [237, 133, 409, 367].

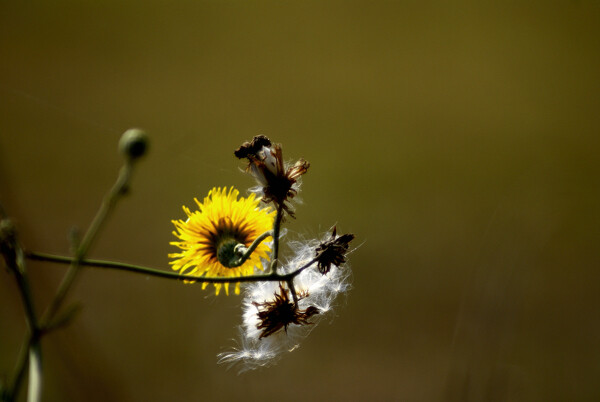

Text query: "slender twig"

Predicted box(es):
[11, 250, 39, 336]
[232, 230, 273, 267]
[27, 343, 42, 402]
[2, 160, 134, 402]
[7, 270, 41, 402]
[286, 279, 299, 305]
[270, 205, 284, 274]
[3, 335, 32, 401]
[1, 219, 41, 402]
[26, 251, 318, 283]
[41, 161, 134, 327]
[2, 130, 147, 402]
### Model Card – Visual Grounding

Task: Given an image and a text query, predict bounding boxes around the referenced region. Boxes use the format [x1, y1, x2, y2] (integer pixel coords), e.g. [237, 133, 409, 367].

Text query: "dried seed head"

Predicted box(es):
[253, 284, 319, 339]
[219, 250, 352, 370]
[235, 136, 309, 217]
[315, 227, 355, 274]
[234, 135, 272, 159]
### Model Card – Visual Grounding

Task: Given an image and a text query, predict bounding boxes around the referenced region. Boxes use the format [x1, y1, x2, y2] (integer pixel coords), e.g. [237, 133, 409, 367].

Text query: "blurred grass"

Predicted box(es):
[1, 1, 599, 401]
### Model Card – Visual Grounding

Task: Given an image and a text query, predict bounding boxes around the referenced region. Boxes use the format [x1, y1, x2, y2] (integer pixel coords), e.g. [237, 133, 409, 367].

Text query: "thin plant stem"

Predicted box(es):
[286, 279, 299, 305]
[6, 281, 40, 402]
[270, 205, 284, 274]
[3, 335, 32, 401]
[26, 251, 318, 283]
[0, 216, 41, 402]
[232, 230, 273, 267]
[2, 130, 147, 402]
[11, 250, 39, 336]
[27, 343, 42, 402]
[41, 161, 133, 327]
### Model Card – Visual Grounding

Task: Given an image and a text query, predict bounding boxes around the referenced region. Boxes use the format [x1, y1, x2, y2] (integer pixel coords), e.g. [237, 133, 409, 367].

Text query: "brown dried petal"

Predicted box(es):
[253, 284, 320, 339]
[235, 136, 309, 217]
[315, 228, 355, 274]
[234, 135, 272, 159]
[286, 159, 310, 181]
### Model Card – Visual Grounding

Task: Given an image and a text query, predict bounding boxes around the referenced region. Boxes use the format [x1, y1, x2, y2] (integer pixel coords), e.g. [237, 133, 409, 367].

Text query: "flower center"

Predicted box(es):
[216, 236, 245, 268]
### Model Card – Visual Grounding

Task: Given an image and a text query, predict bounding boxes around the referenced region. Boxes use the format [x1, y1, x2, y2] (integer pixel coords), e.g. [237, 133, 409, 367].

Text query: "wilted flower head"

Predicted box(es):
[253, 283, 320, 339]
[164, 136, 356, 372]
[235, 135, 309, 217]
[315, 227, 355, 274]
[218, 233, 352, 371]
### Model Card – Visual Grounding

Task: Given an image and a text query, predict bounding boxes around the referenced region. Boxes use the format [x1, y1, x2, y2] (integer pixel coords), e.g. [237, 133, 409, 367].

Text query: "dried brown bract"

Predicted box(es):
[235, 136, 309, 217]
[0, 218, 19, 270]
[253, 284, 320, 339]
[315, 227, 355, 274]
[233, 135, 272, 159]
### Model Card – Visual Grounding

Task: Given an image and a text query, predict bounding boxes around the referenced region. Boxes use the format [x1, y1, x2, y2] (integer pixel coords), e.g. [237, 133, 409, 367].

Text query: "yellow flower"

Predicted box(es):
[169, 187, 274, 295]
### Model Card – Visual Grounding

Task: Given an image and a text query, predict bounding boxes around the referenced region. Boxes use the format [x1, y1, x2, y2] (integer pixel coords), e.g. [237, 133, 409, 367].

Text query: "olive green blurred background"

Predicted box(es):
[1, 1, 599, 401]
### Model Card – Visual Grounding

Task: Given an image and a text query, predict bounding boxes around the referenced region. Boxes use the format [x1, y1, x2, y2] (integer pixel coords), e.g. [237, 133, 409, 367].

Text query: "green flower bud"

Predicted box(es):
[119, 128, 148, 160]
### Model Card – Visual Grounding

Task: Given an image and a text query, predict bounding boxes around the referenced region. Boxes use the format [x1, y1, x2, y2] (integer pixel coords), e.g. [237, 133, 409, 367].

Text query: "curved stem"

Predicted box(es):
[286, 279, 299, 305]
[232, 230, 273, 267]
[28, 343, 42, 402]
[1, 217, 41, 402]
[41, 162, 134, 327]
[4, 335, 33, 402]
[270, 205, 284, 274]
[11, 248, 39, 336]
[26, 251, 318, 284]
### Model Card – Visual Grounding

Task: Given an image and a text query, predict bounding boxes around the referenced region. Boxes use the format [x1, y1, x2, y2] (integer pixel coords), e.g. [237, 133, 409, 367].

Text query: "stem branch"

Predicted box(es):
[41, 162, 133, 327]
[232, 230, 273, 267]
[26, 251, 318, 284]
[1, 218, 41, 402]
[270, 205, 284, 274]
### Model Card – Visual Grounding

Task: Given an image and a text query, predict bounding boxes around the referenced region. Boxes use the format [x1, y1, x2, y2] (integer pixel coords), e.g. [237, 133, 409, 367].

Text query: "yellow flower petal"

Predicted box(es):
[170, 187, 274, 295]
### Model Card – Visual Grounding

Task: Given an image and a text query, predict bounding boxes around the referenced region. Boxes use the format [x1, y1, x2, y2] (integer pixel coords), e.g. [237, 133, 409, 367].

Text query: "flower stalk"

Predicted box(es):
[2, 131, 355, 390]
[269, 205, 284, 275]
[25, 251, 319, 284]
[231, 230, 273, 267]
[1, 129, 147, 402]
[0, 216, 42, 402]
[41, 160, 134, 327]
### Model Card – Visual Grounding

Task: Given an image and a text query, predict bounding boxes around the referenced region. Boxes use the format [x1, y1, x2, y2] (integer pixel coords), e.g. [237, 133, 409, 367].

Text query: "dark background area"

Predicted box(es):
[1, 1, 599, 401]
